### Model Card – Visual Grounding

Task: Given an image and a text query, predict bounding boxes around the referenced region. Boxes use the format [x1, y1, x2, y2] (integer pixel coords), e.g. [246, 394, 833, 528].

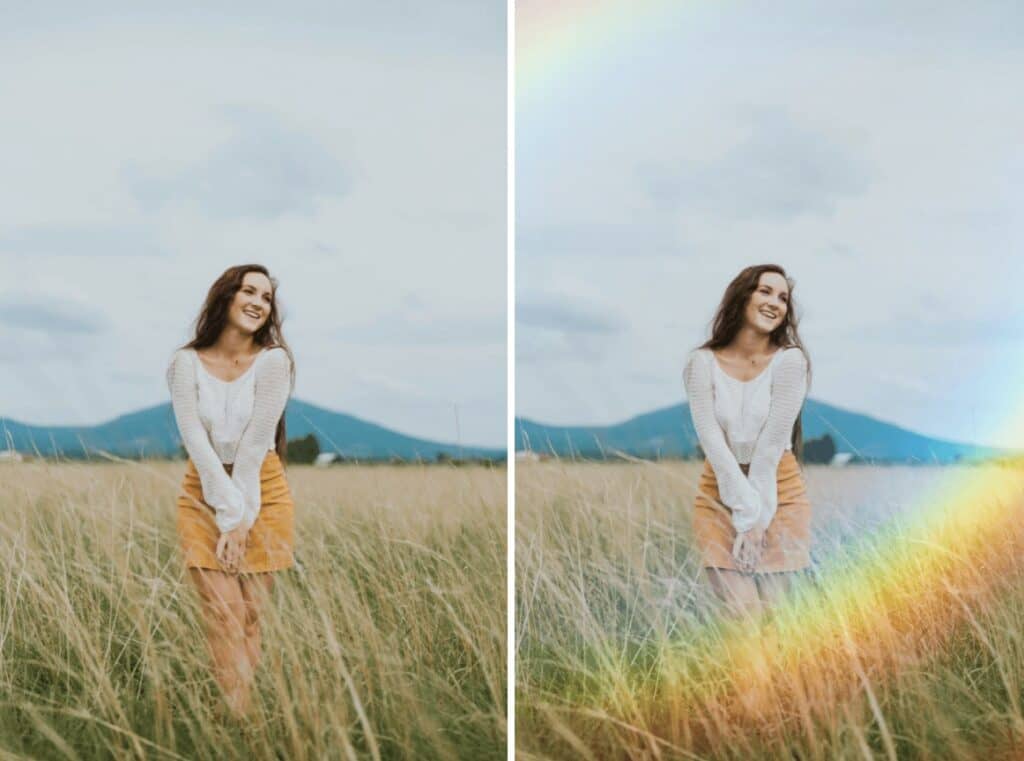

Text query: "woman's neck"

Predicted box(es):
[211, 326, 258, 360]
[727, 326, 773, 358]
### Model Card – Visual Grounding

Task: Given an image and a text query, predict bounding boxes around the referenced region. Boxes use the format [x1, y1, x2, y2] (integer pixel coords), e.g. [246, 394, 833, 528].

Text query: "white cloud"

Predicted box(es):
[125, 106, 350, 220]
[0, 224, 167, 257]
[637, 108, 870, 220]
[0, 295, 109, 335]
[516, 1, 1024, 448]
[0, 4, 506, 447]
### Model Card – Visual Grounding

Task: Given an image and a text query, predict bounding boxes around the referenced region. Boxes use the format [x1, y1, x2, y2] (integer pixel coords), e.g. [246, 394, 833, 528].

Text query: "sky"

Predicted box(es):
[0, 2, 506, 447]
[516, 1, 1024, 449]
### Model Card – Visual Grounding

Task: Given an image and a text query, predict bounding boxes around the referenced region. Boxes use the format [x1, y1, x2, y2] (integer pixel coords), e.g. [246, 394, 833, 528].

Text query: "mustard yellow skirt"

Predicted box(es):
[177, 450, 295, 573]
[693, 450, 811, 573]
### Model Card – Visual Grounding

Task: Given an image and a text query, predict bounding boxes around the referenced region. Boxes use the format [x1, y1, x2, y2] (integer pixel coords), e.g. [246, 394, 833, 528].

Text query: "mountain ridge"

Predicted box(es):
[1, 399, 504, 461]
[516, 398, 1007, 464]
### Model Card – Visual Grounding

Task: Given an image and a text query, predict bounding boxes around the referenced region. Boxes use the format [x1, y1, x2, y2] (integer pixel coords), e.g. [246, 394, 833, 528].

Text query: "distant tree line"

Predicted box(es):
[286, 433, 320, 464]
[433, 452, 503, 467]
[283, 434, 503, 466]
[802, 433, 836, 464]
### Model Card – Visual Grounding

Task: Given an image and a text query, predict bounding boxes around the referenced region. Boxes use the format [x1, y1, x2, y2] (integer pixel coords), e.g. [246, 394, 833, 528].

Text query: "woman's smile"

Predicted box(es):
[745, 272, 790, 333]
[229, 271, 274, 333]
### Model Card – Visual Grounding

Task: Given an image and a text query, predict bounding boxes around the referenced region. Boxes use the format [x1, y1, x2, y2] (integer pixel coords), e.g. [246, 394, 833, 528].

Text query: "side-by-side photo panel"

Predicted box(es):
[1, 5, 506, 760]
[515, 2, 1023, 759]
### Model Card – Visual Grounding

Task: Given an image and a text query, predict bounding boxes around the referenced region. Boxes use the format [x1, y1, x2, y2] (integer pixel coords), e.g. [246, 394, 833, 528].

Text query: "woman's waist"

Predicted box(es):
[208, 439, 275, 463]
[218, 448, 277, 471]
[185, 446, 279, 474]
[704, 448, 799, 477]
[725, 439, 793, 464]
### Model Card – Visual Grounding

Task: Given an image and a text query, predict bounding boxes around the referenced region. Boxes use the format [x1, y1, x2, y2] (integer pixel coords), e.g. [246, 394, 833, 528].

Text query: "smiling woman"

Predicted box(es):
[683, 264, 811, 617]
[166, 263, 297, 719]
[1, 2, 509, 757]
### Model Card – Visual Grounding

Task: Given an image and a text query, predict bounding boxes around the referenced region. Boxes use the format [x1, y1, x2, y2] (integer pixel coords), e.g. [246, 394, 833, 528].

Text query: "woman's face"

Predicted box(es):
[743, 271, 789, 336]
[228, 271, 274, 336]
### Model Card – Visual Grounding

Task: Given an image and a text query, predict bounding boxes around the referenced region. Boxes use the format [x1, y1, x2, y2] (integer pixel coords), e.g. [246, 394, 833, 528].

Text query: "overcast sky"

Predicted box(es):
[517, 1, 1024, 448]
[0, 2, 506, 447]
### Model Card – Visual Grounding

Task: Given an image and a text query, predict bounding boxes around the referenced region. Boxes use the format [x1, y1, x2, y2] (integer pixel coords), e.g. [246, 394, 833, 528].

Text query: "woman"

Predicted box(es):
[166, 264, 295, 718]
[683, 264, 810, 618]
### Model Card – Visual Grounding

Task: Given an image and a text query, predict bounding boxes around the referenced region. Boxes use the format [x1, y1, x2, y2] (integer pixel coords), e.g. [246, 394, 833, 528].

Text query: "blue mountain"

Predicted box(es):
[515, 398, 1004, 464]
[0, 399, 504, 461]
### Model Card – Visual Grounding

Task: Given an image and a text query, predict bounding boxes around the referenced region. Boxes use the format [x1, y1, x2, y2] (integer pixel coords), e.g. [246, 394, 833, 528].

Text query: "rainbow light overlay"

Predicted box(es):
[516, 0, 1024, 749]
[517, 0, 679, 103]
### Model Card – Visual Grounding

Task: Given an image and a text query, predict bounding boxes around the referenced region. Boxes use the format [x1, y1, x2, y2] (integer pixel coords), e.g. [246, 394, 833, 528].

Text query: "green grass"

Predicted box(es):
[0, 461, 506, 760]
[516, 460, 1024, 760]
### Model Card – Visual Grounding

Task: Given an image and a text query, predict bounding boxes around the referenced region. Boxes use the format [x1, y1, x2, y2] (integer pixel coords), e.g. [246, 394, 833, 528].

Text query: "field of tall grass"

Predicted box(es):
[516, 460, 1024, 760]
[0, 461, 506, 760]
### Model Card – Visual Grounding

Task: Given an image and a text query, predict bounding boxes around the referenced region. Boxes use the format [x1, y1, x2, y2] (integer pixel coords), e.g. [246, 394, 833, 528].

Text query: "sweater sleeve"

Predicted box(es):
[230, 348, 292, 530]
[747, 348, 808, 531]
[683, 349, 765, 533]
[167, 350, 247, 533]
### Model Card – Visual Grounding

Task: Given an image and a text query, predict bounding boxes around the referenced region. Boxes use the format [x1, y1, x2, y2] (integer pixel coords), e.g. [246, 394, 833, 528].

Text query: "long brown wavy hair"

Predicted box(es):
[183, 264, 294, 461]
[700, 264, 810, 457]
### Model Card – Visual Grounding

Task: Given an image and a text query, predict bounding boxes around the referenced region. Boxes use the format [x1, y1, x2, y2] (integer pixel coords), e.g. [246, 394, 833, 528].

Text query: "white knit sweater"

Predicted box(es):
[683, 347, 808, 533]
[166, 346, 293, 533]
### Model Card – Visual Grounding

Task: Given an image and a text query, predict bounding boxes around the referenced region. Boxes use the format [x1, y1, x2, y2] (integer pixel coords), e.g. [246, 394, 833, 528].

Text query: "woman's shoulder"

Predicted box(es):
[772, 346, 809, 375]
[774, 345, 807, 363]
[689, 347, 717, 368]
[254, 346, 293, 384]
[257, 345, 290, 365]
[166, 347, 197, 390]
[167, 347, 196, 372]
[683, 347, 714, 384]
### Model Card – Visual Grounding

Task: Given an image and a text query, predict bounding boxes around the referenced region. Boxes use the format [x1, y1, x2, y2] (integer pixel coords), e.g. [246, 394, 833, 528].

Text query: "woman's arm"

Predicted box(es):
[747, 348, 808, 531]
[167, 350, 247, 533]
[683, 349, 765, 533]
[230, 348, 292, 529]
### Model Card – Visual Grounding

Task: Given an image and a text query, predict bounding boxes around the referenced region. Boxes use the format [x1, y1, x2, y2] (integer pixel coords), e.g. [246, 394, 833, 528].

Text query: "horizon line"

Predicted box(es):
[0, 397, 506, 452]
[515, 396, 1009, 453]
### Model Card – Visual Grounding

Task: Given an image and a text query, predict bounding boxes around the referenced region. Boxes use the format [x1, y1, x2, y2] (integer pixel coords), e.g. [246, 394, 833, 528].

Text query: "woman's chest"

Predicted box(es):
[196, 376, 256, 433]
[712, 375, 772, 431]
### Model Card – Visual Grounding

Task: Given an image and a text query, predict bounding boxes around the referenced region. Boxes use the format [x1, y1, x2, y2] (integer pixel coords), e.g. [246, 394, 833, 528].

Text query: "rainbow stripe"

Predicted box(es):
[677, 464, 1024, 740]
[516, 0, 1024, 750]
[517, 0, 684, 106]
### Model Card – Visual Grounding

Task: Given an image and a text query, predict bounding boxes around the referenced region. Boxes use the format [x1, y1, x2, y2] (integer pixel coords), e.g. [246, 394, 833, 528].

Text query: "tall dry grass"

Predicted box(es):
[0, 461, 506, 760]
[516, 460, 1024, 760]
